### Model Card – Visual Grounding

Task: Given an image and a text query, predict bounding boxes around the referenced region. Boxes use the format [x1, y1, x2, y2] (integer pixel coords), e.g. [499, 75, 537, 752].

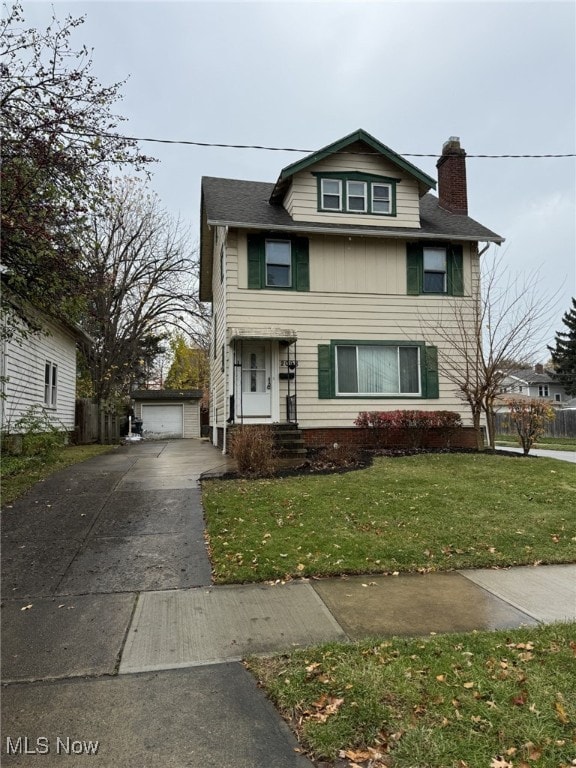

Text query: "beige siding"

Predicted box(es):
[217, 233, 479, 429]
[1, 319, 78, 432]
[237, 231, 472, 296]
[210, 226, 230, 433]
[284, 142, 421, 228]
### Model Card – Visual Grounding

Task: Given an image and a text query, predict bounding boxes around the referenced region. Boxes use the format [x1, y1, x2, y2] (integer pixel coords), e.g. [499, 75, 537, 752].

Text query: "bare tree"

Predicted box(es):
[1, 3, 153, 338]
[78, 177, 209, 403]
[422, 247, 559, 449]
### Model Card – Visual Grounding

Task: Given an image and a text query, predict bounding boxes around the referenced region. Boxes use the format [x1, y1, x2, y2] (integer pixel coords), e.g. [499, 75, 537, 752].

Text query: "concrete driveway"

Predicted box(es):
[1, 439, 311, 768]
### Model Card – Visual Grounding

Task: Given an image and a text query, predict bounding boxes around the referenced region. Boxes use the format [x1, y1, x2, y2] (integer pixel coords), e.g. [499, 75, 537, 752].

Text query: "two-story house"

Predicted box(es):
[199, 129, 503, 451]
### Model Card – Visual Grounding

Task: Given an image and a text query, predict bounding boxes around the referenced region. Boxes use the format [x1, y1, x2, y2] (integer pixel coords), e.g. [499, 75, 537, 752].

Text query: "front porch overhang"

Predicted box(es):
[227, 327, 298, 344]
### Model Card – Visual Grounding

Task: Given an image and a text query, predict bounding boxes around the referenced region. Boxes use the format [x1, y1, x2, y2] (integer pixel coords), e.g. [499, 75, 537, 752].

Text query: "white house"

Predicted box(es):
[1, 311, 90, 436]
[500, 365, 570, 405]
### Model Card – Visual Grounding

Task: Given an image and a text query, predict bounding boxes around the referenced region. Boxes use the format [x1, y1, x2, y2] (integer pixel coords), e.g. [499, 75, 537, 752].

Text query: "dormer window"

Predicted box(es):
[346, 181, 367, 212]
[315, 172, 398, 216]
[372, 183, 391, 214]
[320, 179, 342, 210]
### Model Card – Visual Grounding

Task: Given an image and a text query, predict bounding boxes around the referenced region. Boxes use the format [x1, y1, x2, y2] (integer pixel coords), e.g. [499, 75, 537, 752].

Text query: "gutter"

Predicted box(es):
[206, 219, 505, 244]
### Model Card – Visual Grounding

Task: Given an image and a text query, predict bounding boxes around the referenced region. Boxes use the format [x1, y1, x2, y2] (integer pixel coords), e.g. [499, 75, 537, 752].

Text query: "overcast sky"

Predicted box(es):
[20, 0, 576, 360]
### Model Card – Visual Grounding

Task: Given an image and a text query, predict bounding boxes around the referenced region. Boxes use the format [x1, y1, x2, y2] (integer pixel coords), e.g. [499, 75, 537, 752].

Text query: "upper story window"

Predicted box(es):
[423, 247, 447, 293]
[247, 233, 309, 292]
[265, 240, 292, 287]
[538, 385, 549, 397]
[320, 179, 342, 210]
[315, 172, 398, 216]
[407, 242, 464, 296]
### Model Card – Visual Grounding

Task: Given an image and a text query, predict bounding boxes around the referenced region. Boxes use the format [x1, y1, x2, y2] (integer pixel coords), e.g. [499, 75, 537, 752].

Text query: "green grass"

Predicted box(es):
[202, 454, 576, 583]
[1, 444, 117, 504]
[496, 436, 576, 452]
[247, 622, 576, 767]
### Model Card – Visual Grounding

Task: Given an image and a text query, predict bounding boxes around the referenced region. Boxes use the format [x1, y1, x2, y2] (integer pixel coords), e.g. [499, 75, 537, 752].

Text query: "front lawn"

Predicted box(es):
[202, 454, 576, 584]
[248, 622, 576, 767]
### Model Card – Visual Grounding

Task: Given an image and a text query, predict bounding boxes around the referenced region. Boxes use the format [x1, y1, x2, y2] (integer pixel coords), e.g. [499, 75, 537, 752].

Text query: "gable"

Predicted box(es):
[269, 129, 436, 204]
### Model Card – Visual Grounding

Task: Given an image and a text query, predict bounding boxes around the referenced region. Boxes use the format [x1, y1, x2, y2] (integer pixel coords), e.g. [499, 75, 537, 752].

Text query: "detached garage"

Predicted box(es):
[131, 390, 203, 439]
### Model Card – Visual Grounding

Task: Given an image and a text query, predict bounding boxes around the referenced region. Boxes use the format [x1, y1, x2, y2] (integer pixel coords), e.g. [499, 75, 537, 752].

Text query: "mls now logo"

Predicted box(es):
[5, 737, 99, 755]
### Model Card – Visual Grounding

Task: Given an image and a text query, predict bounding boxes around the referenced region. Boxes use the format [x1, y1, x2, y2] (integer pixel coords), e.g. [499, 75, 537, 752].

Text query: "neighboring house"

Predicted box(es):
[1, 311, 91, 435]
[199, 129, 504, 451]
[131, 389, 203, 439]
[500, 365, 570, 404]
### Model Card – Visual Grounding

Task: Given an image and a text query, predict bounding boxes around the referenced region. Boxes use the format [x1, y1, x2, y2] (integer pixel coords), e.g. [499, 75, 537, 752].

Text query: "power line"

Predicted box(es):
[76, 130, 576, 158]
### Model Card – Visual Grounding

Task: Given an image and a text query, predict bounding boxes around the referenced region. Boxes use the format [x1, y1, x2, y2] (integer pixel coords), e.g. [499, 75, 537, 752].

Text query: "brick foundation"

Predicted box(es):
[302, 426, 480, 450]
[214, 425, 481, 452]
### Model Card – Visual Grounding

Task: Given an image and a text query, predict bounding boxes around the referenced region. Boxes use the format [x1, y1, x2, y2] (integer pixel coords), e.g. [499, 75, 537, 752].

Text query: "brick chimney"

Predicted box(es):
[436, 136, 468, 215]
[535, 363, 544, 374]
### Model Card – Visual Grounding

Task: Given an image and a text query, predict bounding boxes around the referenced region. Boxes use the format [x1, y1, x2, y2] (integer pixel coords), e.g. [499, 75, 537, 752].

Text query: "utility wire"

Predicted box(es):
[77, 130, 576, 158]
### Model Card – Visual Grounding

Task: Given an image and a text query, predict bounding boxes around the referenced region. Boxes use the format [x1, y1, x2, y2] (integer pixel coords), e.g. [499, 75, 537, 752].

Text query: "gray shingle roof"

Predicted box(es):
[202, 176, 503, 241]
[131, 389, 203, 400]
[507, 369, 557, 384]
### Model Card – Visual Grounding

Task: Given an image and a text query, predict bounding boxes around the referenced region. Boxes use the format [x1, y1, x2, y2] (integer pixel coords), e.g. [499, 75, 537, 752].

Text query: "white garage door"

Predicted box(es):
[141, 405, 183, 439]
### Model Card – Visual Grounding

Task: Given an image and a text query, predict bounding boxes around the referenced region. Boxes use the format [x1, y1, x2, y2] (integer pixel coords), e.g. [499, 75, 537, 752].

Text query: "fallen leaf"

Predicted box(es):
[463, 681, 475, 689]
[490, 757, 513, 768]
[554, 700, 569, 724]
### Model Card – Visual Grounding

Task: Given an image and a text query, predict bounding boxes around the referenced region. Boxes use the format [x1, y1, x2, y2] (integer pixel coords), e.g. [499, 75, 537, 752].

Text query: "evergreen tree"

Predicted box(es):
[548, 298, 576, 396]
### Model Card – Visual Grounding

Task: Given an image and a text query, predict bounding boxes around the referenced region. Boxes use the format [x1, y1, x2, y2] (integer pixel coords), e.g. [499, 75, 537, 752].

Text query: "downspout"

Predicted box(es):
[221, 227, 228, 455]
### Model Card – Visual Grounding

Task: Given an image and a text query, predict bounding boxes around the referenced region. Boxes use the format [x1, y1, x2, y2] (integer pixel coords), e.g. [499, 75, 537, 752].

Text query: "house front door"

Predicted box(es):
[237, 341, 273, 420]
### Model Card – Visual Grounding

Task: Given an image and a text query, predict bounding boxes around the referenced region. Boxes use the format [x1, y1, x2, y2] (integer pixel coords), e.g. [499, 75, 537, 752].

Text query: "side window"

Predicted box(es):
[407, 243, 463, 296]
[44, 361, 57, 407]
[423, 248, 447, 293]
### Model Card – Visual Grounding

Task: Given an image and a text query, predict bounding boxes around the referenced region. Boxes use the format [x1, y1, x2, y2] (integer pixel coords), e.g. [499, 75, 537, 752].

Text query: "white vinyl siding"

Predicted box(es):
[1, 318, 78, 432]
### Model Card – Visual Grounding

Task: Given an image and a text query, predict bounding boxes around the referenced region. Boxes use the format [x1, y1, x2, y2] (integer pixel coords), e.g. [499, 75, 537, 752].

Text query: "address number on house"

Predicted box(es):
[280, 360, 299, 367]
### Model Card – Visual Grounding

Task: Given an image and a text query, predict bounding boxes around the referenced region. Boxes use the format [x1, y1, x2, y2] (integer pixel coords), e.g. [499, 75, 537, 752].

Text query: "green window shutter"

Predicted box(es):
[294, 237, 310, 291]
[423, 346, 439, 399]
[448, 245, 464, 296]
[247, 234, 263, 289]
[317, 344, 332, 399]
[406, 243, 422, 295]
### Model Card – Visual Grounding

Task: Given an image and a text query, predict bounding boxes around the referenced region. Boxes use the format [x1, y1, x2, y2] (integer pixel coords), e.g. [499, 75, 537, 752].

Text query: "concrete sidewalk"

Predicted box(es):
[2, 439, 575, 767]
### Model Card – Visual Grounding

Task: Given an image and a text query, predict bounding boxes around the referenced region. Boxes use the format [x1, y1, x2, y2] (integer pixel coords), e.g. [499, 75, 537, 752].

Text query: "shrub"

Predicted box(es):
[3, 405, 67, 459]
[229, 425, 278, 477]
[313, 442, 362, 469]
[354, 410, 463, 448]
[504, 398, 556, 455]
